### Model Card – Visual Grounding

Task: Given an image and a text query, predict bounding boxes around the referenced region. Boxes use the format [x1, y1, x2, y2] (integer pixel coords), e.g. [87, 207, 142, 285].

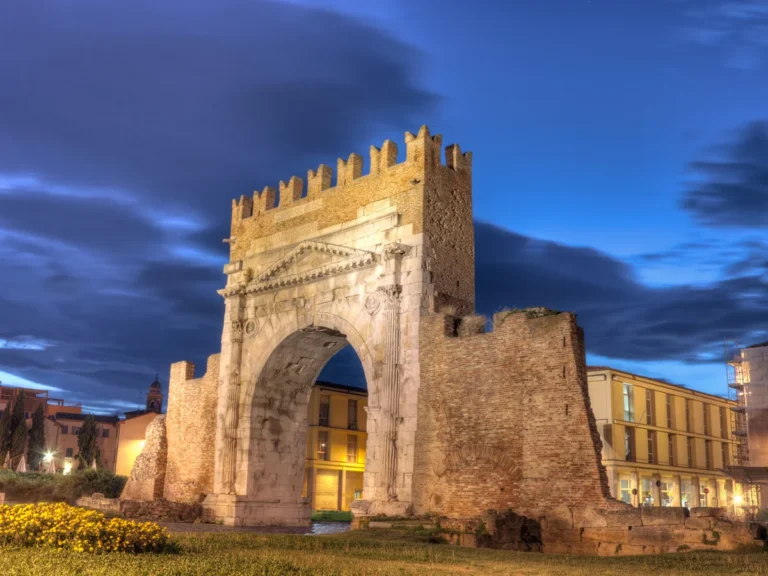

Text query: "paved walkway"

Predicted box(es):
[159, 521, 351, 535]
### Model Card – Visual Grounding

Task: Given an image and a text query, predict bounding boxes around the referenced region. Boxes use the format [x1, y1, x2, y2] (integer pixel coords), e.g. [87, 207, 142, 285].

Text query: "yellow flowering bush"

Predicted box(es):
[0, 502, 170, 553]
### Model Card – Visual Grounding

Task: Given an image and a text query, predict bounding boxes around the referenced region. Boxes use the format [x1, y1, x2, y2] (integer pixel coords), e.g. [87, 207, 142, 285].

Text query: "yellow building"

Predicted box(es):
[302, 382, 367, 511]
[116, 411, 159, 476]
[588, 367, 745, 509]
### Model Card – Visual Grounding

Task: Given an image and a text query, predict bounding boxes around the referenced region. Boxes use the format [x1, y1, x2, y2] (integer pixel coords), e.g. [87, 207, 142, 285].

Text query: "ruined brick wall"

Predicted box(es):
[413, 309, 617, 521]
[163, 354, 219, 503]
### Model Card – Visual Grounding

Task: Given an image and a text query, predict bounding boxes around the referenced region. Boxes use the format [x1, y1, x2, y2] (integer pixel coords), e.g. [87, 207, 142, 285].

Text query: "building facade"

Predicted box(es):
[588, 367, 744, 509]
[302, 382, 367, 512]
[51, 413, 120, 473]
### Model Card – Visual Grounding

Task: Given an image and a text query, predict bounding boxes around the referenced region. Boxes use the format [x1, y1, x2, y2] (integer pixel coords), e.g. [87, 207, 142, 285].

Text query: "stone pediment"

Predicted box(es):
[245, 240, 376, 294]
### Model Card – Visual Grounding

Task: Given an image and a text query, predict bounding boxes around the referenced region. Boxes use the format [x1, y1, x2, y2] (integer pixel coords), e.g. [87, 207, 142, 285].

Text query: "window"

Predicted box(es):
[685, 400, 691, 432]
[687, 437, 693, 468]
[705, 440, 712, 469]
[102, 429, 109, 438]
[317, 431, 329, 461]
[700, 483, 709, 507]
[647, 431, 656, 464]
[641, 477, 654, 507]
[66, 448, 73, 457]
[681, 479, 693, 508]
[721, 442, 728, 468]
[619, 478, 632, 504]
[24, 412, 29, 419]
[623, 383, 635, 422]
[624, 427, 635, 462]
[73, 427, 81, 436]
[668, 434, 675, 466]
[61, 426, 68, 435]
[646, 389, 655, 426]
[346, 435, 358, 463]
[666, 395, 674, 429]
[319, 395, 330, 427]
[720, 407, 728, 439]
[348, 399, 358, 430]
[661, 481, 672, 507]
[703, 406, 710, 436]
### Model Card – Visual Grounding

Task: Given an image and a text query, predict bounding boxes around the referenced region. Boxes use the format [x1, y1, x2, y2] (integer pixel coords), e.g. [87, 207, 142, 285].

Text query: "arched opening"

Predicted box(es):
[242, 323, 370, 522]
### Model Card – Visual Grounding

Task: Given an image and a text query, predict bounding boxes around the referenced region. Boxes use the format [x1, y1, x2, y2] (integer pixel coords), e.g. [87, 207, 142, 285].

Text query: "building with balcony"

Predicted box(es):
[588, 367, 745, 510]
[302, 382, 367, 512]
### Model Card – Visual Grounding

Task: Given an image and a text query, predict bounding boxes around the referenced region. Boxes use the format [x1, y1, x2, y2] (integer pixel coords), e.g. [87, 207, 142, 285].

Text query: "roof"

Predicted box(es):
[746, 341, 768, 350]
[314, 381, 367, 396]
[587, 366, 732, 403]
[122, 409, 158, 420]
[55, 412, 119, 424]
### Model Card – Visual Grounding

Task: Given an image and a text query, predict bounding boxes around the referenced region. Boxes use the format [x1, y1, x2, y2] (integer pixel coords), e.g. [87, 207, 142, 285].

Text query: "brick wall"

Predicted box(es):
[163, 354, 220, 503]
[413, 309, 618, 521]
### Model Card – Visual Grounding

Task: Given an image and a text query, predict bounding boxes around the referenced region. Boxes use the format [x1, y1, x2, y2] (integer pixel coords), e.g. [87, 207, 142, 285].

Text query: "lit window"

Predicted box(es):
[346, 435, 357, 463]
[319, 396, 330, 428]
[661, 481, 672, 506]
[641, 477, 654, 507]
[680, 480, 693, 508]
[623, 384, 635, 422]
[619, 478, 632, 504]
[317, 431, 329, 461]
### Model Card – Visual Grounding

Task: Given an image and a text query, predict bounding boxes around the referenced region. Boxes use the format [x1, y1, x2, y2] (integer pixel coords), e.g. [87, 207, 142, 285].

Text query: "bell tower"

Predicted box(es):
[146, 375, 163, 413]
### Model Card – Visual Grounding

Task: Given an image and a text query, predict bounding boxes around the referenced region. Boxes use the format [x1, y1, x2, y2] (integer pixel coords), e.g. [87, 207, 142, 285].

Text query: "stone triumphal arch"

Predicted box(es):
[127, 125, 627, 532]
[200, 126, 473, 526]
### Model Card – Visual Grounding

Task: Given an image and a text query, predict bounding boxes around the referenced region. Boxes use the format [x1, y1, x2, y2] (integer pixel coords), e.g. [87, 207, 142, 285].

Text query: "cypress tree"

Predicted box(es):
[0, 403, 11, 460]
[77, 415, 99, 467]
[9, 391, 27, 468]
[27, 405, 46, 470]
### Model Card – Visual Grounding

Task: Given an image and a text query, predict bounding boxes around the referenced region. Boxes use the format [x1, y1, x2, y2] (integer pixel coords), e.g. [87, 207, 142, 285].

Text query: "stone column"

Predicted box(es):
[379, 284, 403, 501]
[653, 473, 662, 506]
[220, 296, 245, 495]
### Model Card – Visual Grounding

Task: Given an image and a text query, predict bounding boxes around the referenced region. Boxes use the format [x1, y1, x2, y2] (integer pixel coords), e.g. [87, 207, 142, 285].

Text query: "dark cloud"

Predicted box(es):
[0, 0, 436, 411]
[681, 121, 768, 227]
[475, 222, 768, 363]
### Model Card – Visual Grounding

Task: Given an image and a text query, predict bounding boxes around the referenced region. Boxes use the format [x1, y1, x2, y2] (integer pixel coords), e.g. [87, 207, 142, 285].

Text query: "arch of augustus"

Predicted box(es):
[123, 125, 623, 528]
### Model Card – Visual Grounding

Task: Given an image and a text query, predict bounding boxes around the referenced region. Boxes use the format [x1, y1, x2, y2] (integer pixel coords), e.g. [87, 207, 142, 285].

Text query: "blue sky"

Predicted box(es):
[1, 0, 768, 411]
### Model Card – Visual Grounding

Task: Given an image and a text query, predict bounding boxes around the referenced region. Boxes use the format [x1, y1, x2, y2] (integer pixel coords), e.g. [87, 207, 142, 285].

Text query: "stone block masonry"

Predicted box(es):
[163, 354, 220, 503]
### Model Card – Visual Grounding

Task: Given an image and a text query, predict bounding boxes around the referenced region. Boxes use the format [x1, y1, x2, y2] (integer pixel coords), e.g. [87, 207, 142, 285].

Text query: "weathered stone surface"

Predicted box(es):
[684, 517, 712, 530]
[120, 415, 167, 502]
[573, 506, 607, 528]
[604, 508, 642, 527]
[690, 506, 727, 518]
[641, 506, 687, 526]
[76, 493, 121, 514]
[581, 527, 630, 544]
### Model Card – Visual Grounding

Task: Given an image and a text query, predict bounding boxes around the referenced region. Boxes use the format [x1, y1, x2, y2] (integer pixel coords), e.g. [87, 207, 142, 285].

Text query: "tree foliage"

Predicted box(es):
[9, 391, 27, 468]
[76, 415, 100, 468]
[0, 404, 11, 460]
[27, 405, 46, 470]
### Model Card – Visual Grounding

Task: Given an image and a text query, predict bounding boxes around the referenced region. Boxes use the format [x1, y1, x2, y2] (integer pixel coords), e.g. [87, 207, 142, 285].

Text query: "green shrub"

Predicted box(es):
[0, 469, 127, 502]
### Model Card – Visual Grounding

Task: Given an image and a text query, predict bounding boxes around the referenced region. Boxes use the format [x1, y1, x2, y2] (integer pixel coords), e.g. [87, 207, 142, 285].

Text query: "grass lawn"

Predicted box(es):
[1, 528, 768, 575]
[311, 510, 353, 522]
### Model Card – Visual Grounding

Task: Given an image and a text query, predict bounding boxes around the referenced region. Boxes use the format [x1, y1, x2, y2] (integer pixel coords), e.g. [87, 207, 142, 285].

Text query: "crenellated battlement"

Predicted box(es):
[230, 125, 471, 224]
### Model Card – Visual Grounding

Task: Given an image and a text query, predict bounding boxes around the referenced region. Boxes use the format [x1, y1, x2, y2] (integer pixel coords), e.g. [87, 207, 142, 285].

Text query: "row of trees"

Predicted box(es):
[0, 389, 102, 471]
[0, 390, 46, 469]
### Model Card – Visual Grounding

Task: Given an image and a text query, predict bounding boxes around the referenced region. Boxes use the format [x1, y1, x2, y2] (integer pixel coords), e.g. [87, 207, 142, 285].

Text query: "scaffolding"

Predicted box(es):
[725, 341, 761, 513]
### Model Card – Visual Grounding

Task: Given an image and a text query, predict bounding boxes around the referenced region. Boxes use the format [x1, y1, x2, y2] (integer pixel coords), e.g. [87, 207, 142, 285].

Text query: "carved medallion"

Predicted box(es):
[244, 319, 259, 337]
[365, 292, 383, 315]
